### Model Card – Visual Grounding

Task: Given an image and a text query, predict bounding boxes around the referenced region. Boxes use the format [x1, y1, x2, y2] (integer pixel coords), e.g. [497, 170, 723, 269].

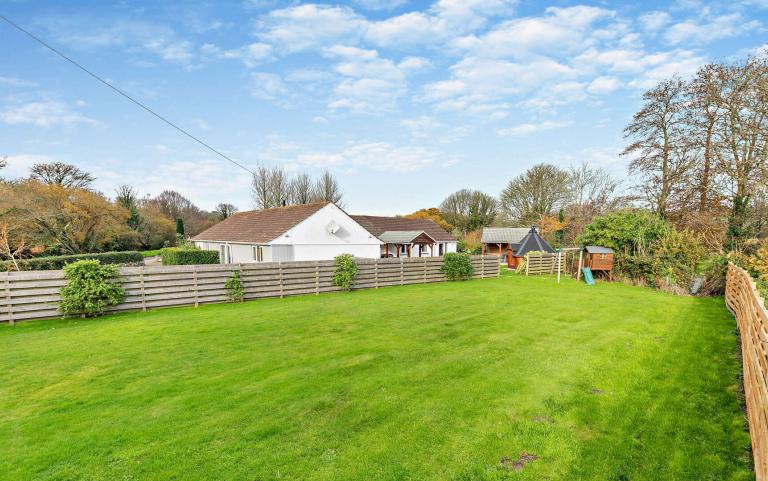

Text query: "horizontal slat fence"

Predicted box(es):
[725, 263, 768, 481]
[525, 252, 566, 275]
[1, 255, 500, 324]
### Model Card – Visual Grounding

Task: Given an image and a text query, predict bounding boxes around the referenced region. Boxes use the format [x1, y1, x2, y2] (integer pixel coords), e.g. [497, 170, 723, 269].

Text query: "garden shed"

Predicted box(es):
[508, 227, 555, 268]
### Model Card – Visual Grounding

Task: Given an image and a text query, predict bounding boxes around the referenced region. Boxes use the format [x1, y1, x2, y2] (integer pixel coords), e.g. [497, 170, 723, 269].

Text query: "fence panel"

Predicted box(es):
[0, 255, 500, 324]
[725, 263, 768, 481]
[525, 253, 567, 275]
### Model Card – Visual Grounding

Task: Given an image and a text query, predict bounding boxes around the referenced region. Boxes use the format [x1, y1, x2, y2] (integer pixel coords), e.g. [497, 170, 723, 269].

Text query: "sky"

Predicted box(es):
[1, 0, 766, 215]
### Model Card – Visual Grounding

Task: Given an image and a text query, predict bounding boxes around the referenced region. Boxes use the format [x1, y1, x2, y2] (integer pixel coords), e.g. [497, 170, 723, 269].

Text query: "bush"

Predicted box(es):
[0, 251, 144, 271]
[332, 254, 358, 290]
[161, 248, 219, 265]
[442, 252, 474, 281]
[225, 270, 245, 302]
[59, 260, 125, 317]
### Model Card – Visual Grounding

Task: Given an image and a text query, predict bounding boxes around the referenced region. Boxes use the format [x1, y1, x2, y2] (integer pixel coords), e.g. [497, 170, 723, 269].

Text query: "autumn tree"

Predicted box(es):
[29, 162, 95, 189]
[500, 164, 568, 225]
[563, 162, 622, 243]
[439, 189, 497, 233]
[404, 208, 454, 232]
[145, 190, 213, 236]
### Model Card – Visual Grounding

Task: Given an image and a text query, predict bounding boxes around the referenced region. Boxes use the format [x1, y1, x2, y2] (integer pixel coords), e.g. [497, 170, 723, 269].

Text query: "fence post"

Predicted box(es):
[140, 269, 147, 312]
[481, 255, 485, 279]
[374, 260, 379, 288]
[4, 273, 13, 326]
[400, 257, 404, 285]
[315, 262, 320, 295]
[278, 262, 284, 298]
[423, 258, 427, 283]
[193, 265, 199, 307]
[525, 254, 530, 276]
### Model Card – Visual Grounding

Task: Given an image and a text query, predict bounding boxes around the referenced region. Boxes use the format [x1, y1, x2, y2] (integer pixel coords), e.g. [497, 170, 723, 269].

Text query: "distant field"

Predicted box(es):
[0, 274, 752, 480]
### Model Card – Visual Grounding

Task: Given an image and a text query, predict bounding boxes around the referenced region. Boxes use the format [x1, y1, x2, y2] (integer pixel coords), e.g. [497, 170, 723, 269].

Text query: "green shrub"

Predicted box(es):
[442, 252, 474, 281]
[160, 247, 219, 265]
[332, 254, 358, 290]
[225, 270, 245, 302]
[59, 260, 125, 317]
[1, 251, 144, 271]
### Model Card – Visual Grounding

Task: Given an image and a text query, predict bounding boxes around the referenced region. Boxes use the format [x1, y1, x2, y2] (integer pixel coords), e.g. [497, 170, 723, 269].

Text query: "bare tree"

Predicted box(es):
[622, 77, 694, 218]
[0, 223, 26, 271]
[709, 53, 768, 245]
[0, 155, 6, 171]
[251, 165, 293, 209]
[313, 170, 343, 206]
[289, 173, 315, 205]
[564, 162, 622, 243]
[29, 162, 95, 189]
[214, 203, 238, 220]
[115, 185, 139, 210]
[439, 189, 498, 233]
[500, 164, 569, 225]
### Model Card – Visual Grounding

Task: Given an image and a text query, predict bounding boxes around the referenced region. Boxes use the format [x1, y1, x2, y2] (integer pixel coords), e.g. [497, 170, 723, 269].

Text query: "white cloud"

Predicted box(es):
[0, 77, 35, 87]
[398, 56, 432, 71]
[201, 42, 274, 67]
[587, 76, 621, 94]
[451, 5, 613, 59]
[664, 13, 760, 45]
[497, 120, 572, 136]
[256, 4, 366, 53]
[297, 142, 453, 172]
[312, 116, 329, 124]
[0, 101, 95, 127]
[352, 0, 407, 10]
[400, 116, 441, 137]
[250, 73, 289, 100]
[640, 11, 672, 31]
[1, 154, 51, 179]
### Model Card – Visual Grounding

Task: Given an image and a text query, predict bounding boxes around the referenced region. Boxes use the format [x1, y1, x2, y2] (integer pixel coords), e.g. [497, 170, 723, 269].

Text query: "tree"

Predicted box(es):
[144, 190, 213, 236]
[115, 185, 142, 231]
[313, 170, 343, 206]
[563, 162, 621, 243]
[622, 77, 694, 218]
[439, 189, 497, 233]
[289, 173, 315, 205]
[29, 162, 95, 189]
[6, 180, 130, 254]
[176, 218, 185, 237]
[708, 54, 768, 248]
[214, 203, 238, 220]
[499, 164, 568, 225]
[251, 164, 291, 209]
[687, 65, 723, 214]
[404, 208, 454, 232]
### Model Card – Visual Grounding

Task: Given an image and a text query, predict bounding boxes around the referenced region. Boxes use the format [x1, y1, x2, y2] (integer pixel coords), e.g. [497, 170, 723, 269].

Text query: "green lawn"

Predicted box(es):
[0, 274, 753, 481]
[139, 249, 163, 258]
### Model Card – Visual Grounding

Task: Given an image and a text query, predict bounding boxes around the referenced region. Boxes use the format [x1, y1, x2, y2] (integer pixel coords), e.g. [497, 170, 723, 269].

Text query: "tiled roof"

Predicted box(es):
[481, 227, 534, 244]
[351, 215, 457, 242]
[192, 202, 330, 243]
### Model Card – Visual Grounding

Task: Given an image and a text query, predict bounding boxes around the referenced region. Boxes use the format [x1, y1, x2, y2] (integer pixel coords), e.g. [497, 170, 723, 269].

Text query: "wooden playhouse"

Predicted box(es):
[581, 245, 615, 279]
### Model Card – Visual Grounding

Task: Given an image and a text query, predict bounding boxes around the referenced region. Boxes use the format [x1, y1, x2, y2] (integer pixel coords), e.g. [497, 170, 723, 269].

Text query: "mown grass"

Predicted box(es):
[139, 249, 163, 258]
[0, 273, 753, 480]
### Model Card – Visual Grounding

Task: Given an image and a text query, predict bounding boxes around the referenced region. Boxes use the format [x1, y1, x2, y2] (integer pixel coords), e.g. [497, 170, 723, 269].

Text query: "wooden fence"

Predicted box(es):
[725, 263, 768, 481]
[525, 252, 567, 275]
[0, 255, 500, 324]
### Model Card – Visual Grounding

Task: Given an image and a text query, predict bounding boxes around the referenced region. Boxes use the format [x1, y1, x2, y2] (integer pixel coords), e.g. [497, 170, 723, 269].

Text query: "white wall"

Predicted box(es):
[273, 203, 381, 261]
[193, 241, 273, 264]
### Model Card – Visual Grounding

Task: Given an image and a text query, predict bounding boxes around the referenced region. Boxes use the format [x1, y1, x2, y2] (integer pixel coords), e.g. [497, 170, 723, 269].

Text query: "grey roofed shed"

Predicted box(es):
[378, 230, 434, 244]
[515, 227, 555, 256]
[481, 227, 534, 244]
[585, 245, 614, 254]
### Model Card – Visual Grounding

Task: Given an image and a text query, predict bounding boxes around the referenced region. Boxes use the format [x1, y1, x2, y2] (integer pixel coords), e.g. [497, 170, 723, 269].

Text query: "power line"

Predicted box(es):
[0, 14, 256, 176]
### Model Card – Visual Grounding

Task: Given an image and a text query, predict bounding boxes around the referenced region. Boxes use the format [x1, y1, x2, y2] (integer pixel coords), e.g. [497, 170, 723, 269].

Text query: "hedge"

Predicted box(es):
[1, 251, 144, 271]
[160, 248, 220, 265]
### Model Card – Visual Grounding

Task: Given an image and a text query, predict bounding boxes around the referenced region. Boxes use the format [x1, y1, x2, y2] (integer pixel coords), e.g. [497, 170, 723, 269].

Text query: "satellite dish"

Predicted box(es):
[326, 221, 340, 235]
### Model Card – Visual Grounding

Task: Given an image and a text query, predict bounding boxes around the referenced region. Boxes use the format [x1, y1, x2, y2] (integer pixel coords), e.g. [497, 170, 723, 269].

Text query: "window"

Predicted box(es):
[439, 243, 444, 256]
[400, 244, 407, 255]
[253, 245, 263, 262]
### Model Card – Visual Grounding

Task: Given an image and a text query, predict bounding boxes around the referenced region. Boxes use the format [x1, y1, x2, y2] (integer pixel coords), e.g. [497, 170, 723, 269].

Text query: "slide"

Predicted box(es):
[581, 267, 595, 285]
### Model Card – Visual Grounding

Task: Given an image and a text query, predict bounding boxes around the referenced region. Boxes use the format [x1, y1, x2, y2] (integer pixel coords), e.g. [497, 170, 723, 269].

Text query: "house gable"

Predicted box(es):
[273, 203, 381, 246]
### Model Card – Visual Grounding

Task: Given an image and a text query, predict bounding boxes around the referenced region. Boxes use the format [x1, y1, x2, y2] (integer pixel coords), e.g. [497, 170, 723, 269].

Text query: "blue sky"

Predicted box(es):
[1, 0, 766, 215]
